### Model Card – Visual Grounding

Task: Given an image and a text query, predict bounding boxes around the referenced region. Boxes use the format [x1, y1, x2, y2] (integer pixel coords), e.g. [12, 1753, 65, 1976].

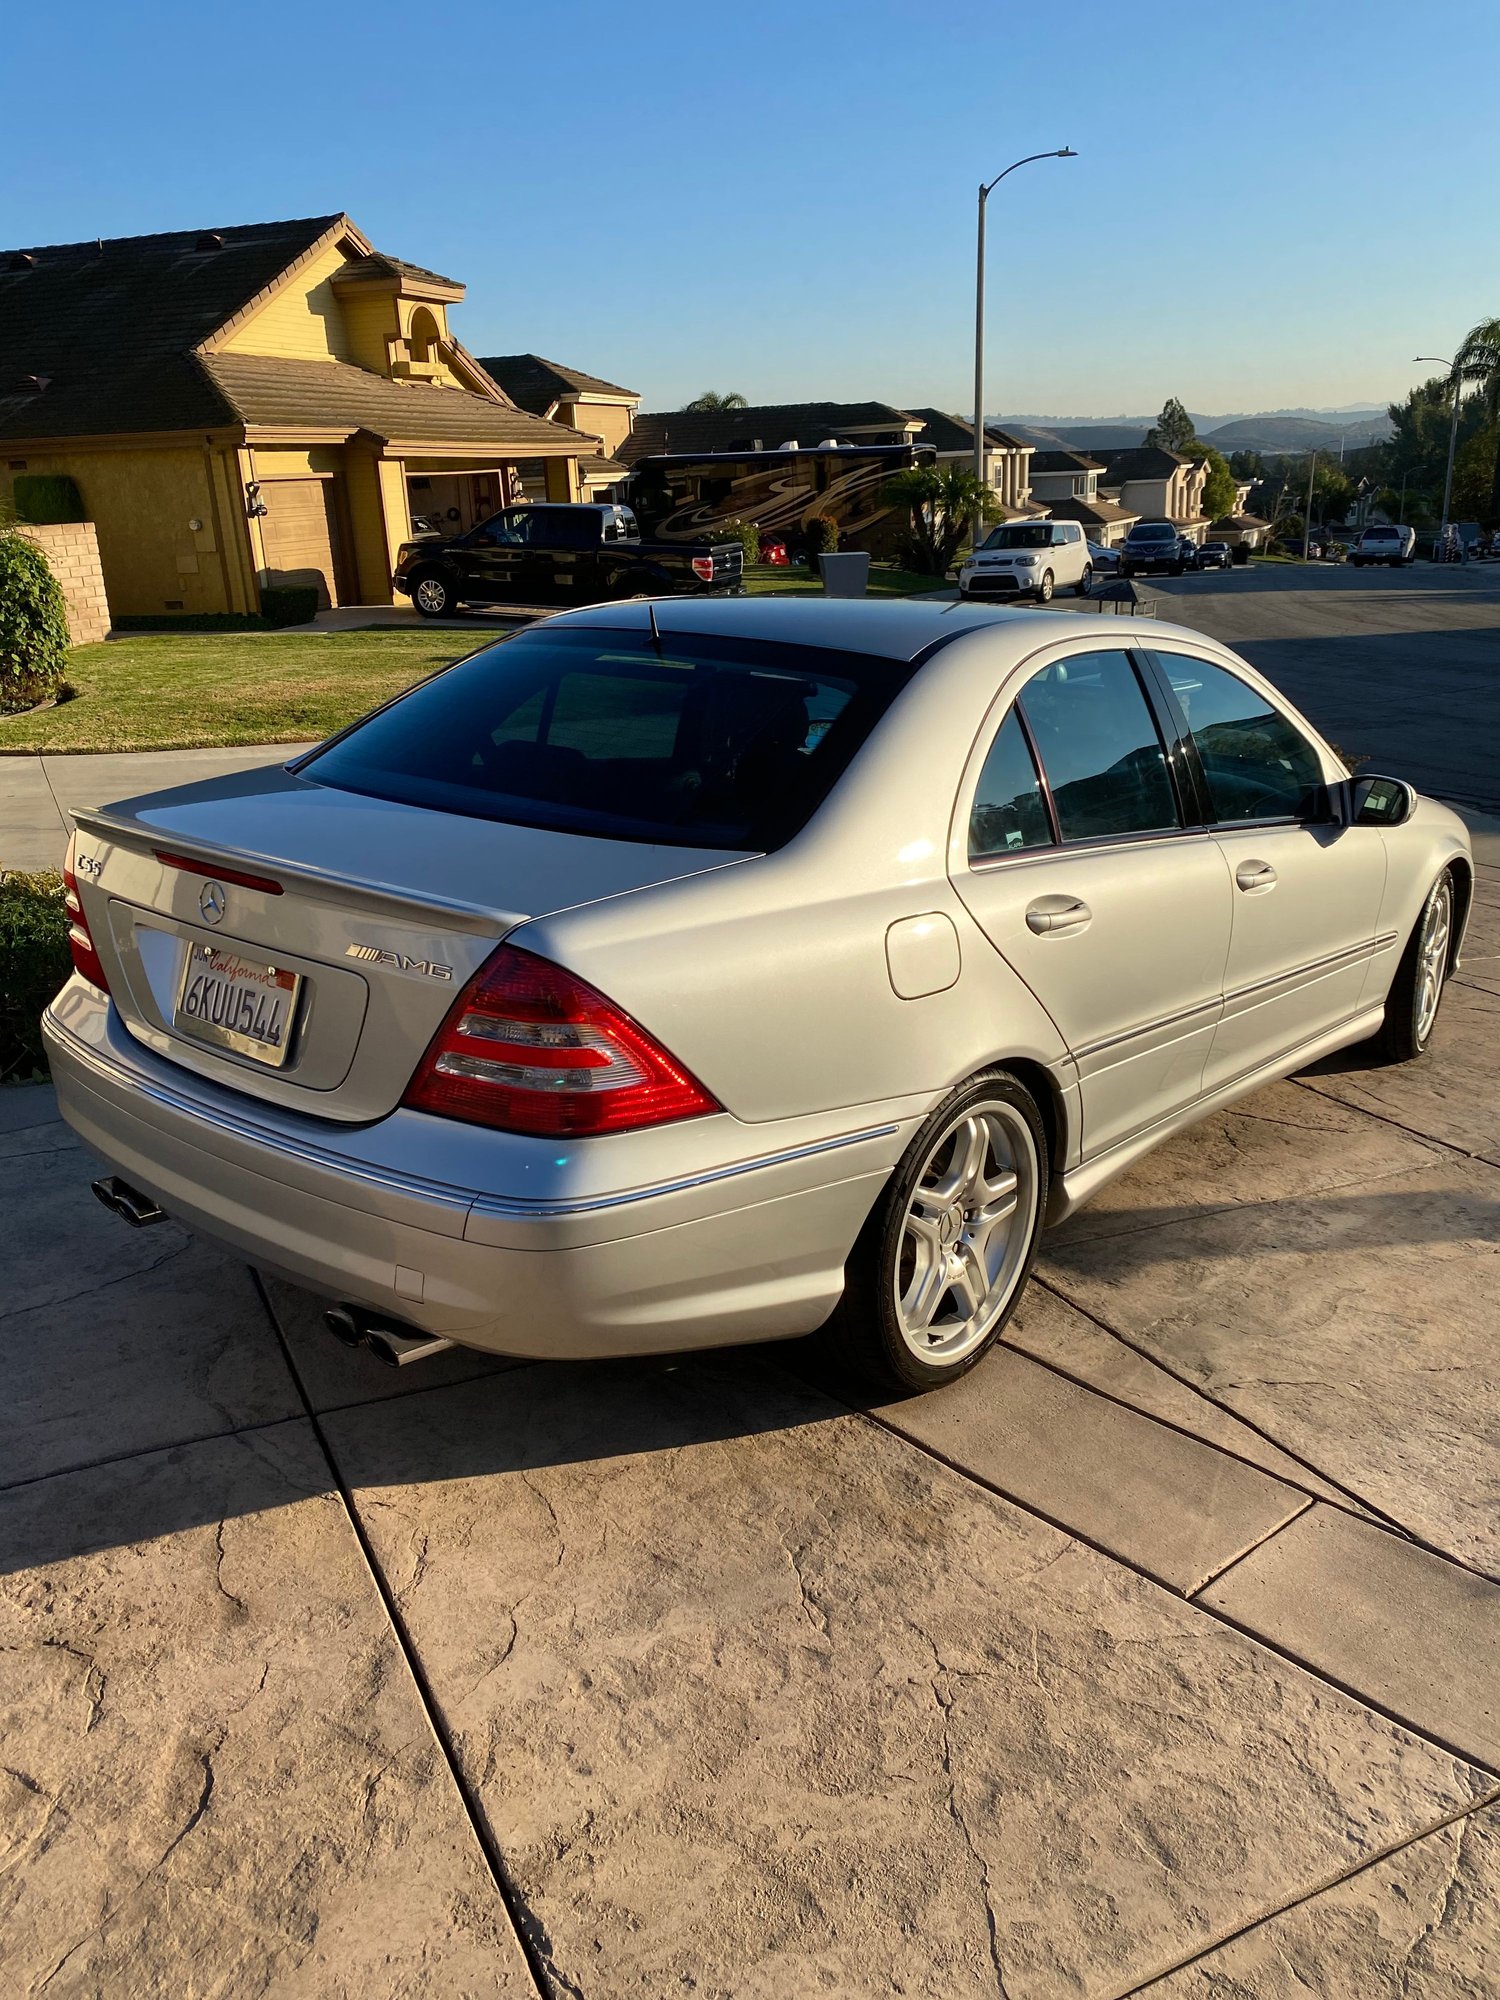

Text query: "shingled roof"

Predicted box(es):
[617, 400, 920, 467]
[480, 354, 639, 416]
[0, 215, 586, 454]
[1029, 447, 1106, 475]
[1097, 445, 1192, 482]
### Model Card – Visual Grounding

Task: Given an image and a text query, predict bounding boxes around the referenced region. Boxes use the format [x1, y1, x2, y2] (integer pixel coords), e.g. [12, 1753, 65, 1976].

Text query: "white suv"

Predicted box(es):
[1349, 524, 1416, 567]
[959, 520, 1091, 602]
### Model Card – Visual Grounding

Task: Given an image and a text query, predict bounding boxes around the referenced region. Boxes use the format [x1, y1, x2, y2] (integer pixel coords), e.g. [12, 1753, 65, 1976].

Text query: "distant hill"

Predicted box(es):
[993, 406, 1392, 455]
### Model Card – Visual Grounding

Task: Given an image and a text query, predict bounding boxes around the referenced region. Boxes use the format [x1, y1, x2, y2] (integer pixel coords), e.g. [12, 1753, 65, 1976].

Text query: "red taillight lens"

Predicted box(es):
[691, 555, 715, 582]
[62, 835, 110, 993]
[402, 945, 721, 1137]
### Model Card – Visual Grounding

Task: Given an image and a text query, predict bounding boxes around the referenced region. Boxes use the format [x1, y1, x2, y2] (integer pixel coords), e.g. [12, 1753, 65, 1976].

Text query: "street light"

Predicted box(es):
[973, 150, 1077, 518]
[1414, 355, 1465, 555]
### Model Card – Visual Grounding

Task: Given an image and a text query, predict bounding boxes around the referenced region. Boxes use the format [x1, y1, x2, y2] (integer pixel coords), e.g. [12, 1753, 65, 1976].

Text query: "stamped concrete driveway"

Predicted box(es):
[3, 871, 1498, 1997]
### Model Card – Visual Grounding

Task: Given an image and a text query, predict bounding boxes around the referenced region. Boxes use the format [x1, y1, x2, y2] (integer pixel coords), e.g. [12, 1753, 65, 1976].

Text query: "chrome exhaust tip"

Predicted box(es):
[91, 1176, 166, 1228]
[323, 1304, 453, 1368]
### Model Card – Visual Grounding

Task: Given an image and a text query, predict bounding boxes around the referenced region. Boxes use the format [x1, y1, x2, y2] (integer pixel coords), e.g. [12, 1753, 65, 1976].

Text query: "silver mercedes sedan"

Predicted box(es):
[46, 598, 1471, 1393]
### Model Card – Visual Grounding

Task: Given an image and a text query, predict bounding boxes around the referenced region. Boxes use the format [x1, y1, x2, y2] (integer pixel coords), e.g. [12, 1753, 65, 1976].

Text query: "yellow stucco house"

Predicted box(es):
[0, 213, 594, 617]
[479, 354, 640, 502]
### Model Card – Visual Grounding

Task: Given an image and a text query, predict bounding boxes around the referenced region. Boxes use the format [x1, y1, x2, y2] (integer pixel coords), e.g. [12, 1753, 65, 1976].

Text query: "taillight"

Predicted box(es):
[691, 555, 716, 582]
[62, 833, 110, 993]
[402, 944, 720, 1137]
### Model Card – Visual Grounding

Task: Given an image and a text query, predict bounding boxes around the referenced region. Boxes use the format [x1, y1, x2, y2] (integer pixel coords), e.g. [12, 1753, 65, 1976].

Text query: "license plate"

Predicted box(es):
[174, 943, 301, 1067]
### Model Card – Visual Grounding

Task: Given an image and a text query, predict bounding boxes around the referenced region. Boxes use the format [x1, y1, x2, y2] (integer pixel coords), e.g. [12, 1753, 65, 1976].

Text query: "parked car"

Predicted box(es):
[1086, 540, 1121, 576]
[1198, 540, 1233, 570]
[50, 599, 1470, 1395]
[1348, 524, 1416, 567]
[758, 533, 789, 566]
[392, 503, 743, 616]
[959, 520, 1092, 602]
[1176, 535, 1201, 571]
[1119, 520, 1186, 578]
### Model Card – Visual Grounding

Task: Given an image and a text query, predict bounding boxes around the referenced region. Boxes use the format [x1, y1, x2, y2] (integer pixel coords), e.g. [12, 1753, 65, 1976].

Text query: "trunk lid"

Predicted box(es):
[72, 762, 748, 1122]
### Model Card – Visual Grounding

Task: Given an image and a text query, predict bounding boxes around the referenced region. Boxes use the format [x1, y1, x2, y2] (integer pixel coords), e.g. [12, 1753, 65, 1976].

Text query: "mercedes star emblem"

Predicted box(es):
[198, 880, 227, 926]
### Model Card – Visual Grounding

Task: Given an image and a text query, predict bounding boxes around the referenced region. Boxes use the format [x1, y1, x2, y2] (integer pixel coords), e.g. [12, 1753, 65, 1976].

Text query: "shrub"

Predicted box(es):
[13, 473, 85, 524]
[804, 514, 840, 564]
[726, 518, 761, 569]
[261, 585, 320, 627]
[0, 530, 70, 712]
[0, 871, 70, 1082]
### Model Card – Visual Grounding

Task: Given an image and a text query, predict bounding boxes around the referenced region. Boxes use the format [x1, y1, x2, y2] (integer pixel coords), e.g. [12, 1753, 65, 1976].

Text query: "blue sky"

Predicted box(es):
[6, 0, 1498, 417]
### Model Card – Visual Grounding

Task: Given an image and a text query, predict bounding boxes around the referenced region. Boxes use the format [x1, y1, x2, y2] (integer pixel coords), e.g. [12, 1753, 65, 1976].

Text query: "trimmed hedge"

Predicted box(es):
[14, 473, 85, 524]
[0, 530, 70, 710]
[0, 871, 70, 1083]
[111, 586, 320, 635]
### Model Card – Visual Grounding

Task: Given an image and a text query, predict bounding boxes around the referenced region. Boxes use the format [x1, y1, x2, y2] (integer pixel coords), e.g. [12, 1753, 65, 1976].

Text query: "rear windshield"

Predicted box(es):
[1362, 528, 1399, 539]
[980, 524, 1052, 549]
[299, 626, 914, 851]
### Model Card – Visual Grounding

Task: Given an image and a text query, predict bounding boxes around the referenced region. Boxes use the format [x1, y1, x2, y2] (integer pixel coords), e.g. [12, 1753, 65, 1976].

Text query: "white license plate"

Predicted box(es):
[174, 944, 301, 1067]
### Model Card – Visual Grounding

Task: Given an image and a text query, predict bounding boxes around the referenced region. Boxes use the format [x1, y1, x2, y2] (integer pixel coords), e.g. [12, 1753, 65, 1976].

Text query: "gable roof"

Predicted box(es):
[0, 215, 354, 439]
[617, 400, 920, 467]
[200, 352, 593, 451]
[1028, 447, 1105, 475]
[331, 251, 464, 293]
[1098, 445, 1191, 482]
[903, 408, 1039, 455]
[480, 354, 639, 416]
[1044, 494, 1140, 528]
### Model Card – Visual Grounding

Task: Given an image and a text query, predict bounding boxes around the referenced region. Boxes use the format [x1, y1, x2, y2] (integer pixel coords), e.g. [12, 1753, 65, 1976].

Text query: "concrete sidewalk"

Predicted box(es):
[3, 871, 1498, 1993]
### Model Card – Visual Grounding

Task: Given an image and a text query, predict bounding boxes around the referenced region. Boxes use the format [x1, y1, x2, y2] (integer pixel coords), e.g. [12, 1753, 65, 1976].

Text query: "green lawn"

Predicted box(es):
[1, 572, 952, 755]
[0, 630, 468, 754]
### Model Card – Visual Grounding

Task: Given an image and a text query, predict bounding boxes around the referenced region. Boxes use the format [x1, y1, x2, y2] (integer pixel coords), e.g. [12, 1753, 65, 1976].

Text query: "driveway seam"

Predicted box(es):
[1186, 1496, 1316, 1599]
[1107, 1785, 1500, 1998]
[247, 1271, 555, 2000]
[1292, 1075, 1500, 1171]
[847, 1401, 1500, 1776]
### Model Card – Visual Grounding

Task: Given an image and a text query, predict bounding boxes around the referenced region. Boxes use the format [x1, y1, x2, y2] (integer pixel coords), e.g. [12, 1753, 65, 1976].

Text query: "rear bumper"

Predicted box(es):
[44, 990, 907, 1361]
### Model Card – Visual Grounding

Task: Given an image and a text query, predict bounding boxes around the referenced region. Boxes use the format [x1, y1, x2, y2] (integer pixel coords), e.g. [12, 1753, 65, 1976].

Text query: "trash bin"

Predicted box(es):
[817, 552, 871, 598]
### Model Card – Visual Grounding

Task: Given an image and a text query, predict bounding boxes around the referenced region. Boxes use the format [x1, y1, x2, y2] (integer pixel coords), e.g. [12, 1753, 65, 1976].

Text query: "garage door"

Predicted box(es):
[258, 478, 350, 609]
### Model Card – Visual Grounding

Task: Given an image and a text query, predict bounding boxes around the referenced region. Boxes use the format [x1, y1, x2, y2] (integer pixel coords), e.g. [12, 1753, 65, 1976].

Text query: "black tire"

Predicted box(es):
[1172, 561, 1185, 576]
[411, 571, 457, 618]
[1351, 558, 1364, 568]
[1076, 564, 1093, 598]
[1036, 569, 1055, 604]
[1373, 867, 1457, 1063]
[823, 1071, 1049, 1395]
[1120, 564, 1135, 581]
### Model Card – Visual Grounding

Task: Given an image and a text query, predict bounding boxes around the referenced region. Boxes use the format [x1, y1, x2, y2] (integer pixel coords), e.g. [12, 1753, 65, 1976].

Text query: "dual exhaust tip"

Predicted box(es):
[323, 1304, 453, 1369]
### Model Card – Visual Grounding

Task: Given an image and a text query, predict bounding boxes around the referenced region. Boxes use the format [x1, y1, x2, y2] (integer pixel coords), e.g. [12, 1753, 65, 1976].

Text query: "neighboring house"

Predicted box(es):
[903, 409, 1042, 518]
[1025, 448, 1139, 547]
[0, 214, 594, 618]
[617, 401, 924, 467]
[1210, 512, 1272, 550]
[1096, 446, 1209, 538]
[480, 354, 639, 502]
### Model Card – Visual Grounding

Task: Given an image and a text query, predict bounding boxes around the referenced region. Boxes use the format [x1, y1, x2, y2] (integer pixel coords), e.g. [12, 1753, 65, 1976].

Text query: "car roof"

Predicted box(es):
[539, 593, 1223, 666]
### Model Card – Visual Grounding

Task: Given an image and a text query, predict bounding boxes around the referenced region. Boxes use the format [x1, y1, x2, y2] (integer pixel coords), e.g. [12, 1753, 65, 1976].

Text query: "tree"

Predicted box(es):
[1228, 448, 1264, 480]
[0, 529, 70, 713]
[1143, 396, 1198, 453]
[884, 464, 999, 575]
[683, 390, 749, 412]
[1455, 315, 1500, 519]
[1199, 445, 1237, 524]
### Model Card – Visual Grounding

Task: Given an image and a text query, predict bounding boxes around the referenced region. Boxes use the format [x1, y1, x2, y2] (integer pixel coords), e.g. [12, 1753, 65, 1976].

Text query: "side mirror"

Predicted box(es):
[1351, 774, 1416, 827]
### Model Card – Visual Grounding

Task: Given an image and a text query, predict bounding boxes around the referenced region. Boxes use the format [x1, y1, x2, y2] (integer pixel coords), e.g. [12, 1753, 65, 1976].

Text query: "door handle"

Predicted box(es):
[1235, 860, 1277, 893]
[1026, 895, 1092, 935]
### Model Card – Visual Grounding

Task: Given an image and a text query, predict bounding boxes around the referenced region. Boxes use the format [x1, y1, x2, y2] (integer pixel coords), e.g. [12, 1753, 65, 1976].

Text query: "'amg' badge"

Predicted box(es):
[346, 944, 454, 981]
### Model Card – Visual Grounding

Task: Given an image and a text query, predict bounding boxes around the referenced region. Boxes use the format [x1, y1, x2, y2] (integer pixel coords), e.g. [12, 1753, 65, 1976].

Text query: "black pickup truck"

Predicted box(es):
[393, 503, 743, 616]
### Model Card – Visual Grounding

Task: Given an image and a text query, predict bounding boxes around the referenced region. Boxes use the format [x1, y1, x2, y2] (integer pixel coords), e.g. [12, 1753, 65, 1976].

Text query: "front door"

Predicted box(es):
[1148, 648, 1389, 1091]
[953, 645, 1233, 1161]
[462, 508, 535, 601]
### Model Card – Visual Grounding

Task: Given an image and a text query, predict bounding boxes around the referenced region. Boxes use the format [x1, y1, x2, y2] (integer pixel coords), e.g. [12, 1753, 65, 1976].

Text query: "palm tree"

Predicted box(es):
[1456, 316, 1500, 517]
[884, 464, 999, 575]
[683, 391, 749, 412]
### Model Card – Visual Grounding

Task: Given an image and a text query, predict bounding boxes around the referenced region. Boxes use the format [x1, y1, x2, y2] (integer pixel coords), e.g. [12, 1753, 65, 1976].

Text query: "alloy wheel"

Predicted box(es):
[415, 577, 448, 615]
[894, 1101, 1039, 1366]
[1415, 876, 1452, 1044]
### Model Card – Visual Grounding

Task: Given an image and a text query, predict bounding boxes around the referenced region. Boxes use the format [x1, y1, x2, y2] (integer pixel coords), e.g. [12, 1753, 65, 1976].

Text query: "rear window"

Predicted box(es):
[1362, 528, 1399, 540]
[299, 626, 914, 851]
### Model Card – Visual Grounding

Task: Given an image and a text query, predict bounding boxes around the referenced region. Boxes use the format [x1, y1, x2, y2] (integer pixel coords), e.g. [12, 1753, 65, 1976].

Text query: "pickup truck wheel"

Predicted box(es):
[412, 573, 457, 618]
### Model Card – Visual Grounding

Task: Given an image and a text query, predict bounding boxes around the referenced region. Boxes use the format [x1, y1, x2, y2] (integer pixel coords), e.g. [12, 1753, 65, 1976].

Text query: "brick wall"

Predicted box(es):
[18, 522, 111, 646]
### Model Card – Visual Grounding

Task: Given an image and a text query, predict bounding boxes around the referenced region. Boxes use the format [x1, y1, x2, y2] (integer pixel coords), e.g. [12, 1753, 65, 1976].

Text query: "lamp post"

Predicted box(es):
[973, 149, 1076, 525]
[1414, 355, 1465, 555]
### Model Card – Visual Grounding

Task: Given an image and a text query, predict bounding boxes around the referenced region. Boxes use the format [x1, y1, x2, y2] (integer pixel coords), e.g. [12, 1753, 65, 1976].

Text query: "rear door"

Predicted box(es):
[1147, 647, 1388, 1091]
[952, 642, 1232, 1160]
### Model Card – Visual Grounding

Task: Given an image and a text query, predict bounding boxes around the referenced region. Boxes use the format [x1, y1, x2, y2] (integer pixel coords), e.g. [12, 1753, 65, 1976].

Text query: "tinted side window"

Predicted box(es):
[969, 709, 1053, 859]
[1154, 654, 1324, 821]
[1019, 652, 1180, 842]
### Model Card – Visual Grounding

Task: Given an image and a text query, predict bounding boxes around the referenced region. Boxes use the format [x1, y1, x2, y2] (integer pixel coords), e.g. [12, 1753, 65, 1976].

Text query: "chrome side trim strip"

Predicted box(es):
[468, 1126, 902, 1219]
[46, 1010, 898, 1220]
[1221, 931, 1398, 1012]
[1070, 996, 1221, 1064]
